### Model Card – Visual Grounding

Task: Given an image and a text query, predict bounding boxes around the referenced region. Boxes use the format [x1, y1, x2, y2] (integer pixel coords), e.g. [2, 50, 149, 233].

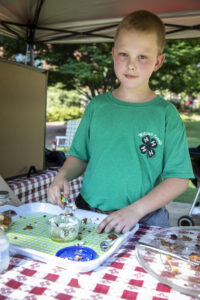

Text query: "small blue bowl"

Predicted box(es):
[56, 246, 97, 262]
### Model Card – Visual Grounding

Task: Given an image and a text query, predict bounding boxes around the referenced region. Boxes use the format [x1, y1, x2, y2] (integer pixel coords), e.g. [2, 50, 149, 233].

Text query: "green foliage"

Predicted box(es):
[47, 83, 82, 107]
[42, 44, 78, 88]
[46, 84, 84, 121]
[0, 35, 26, 59]
[150, 40, 200, 97]
[46, 106, 84, 122]
[43, 44, 77, 65]
[1, 35, 200, 102]
[184, 120, 200, 147]
[174, 115, 200, 204]
[54, 43, 117, 100]
[0, 35, 48, 65]
[48, 40, 200, 101]
[174, 180, 197, 204]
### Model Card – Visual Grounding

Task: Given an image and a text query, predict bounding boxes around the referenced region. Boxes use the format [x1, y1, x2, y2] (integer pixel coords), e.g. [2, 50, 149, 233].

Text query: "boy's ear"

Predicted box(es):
[153, 54, 165, 71]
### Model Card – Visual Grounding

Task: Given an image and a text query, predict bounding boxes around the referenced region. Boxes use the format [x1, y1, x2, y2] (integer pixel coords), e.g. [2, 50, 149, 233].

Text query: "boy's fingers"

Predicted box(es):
[63, 183, 70, 198]
[55, 193, 63, 209]
[47, 190, 57, 205]
[115, 222, 129, 234]
[122, 224, 132, 234]
[58, 199, 65, 209]
[48, 187, 65, 209]
[97, 216, 115, 233]
[96, 220, 107, 233]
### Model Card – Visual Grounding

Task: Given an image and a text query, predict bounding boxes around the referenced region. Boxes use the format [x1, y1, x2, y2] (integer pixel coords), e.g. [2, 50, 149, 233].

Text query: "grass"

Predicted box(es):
[173, 181, 197, 204]
[185, 121, 200, 148]
[173, 117, 200, 204]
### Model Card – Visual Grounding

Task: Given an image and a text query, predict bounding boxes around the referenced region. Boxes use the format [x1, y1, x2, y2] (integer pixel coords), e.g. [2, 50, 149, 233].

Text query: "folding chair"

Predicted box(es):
[55, 119, 80, 153]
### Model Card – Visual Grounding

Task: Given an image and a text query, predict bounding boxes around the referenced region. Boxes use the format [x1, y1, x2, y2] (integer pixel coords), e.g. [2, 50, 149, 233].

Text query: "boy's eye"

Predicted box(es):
[119, 52, 128, 57]
[138, 55, 147, 60]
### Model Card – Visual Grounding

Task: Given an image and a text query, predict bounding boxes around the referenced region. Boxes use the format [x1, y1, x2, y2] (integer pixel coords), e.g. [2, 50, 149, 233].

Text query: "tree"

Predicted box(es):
[46, 40, 200, 100]
[1, 36, 200, 101]
[0, 35, 47, 65]
[44, 43, 117, 100]
[150, 40, 200, 97]
[0, 35, 26, 59]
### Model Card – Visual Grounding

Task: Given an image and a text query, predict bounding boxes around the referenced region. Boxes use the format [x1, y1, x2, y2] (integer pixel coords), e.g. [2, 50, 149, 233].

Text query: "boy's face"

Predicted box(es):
[112, 29, 165, 92]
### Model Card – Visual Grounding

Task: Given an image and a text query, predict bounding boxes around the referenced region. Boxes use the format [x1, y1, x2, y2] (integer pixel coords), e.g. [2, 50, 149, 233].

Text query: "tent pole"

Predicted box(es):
[25, 43, 34, 66]
[25, 44, 29, 64]
[30, 44, 34, 66]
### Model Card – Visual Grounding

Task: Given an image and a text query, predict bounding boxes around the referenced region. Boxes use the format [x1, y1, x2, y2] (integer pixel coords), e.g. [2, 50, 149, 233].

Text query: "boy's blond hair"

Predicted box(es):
[114, 10, 165, 54]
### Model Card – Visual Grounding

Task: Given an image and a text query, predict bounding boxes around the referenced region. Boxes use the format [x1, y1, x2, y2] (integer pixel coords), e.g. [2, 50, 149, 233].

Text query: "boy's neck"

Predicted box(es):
[112, 86, 157, 103]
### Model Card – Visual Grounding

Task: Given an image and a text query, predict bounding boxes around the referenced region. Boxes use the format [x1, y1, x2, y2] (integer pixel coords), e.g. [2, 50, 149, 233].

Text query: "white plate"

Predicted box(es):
[0, 202, 139, 272]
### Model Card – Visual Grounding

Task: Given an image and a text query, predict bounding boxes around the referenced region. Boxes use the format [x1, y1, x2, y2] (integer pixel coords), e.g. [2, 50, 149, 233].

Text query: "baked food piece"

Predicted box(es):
[189, 252, 200, 261]
[0, 213, 12, 231]
[108, 233, 118, 240]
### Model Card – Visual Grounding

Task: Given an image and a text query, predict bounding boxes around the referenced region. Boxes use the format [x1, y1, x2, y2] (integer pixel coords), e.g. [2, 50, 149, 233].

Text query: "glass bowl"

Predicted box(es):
[135, 226, 200, 298]
[47, 214, 80, 242]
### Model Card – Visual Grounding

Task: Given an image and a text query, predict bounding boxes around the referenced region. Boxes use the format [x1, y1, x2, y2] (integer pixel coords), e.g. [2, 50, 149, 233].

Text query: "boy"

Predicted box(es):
[48, 10, 194, 233]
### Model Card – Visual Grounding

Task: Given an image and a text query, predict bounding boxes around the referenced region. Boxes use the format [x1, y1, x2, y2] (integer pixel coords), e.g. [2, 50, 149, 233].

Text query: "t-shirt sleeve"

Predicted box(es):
[162, 104, 194, 179]
[69, 103, 91, 162]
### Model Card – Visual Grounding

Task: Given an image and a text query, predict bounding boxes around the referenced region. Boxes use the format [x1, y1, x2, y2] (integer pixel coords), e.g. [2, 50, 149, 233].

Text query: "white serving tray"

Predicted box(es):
[0, 202, 139, 273]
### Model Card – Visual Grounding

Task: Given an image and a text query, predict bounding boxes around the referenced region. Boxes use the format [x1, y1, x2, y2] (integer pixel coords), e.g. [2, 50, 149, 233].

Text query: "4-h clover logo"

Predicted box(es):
[139, 135, 157, 158]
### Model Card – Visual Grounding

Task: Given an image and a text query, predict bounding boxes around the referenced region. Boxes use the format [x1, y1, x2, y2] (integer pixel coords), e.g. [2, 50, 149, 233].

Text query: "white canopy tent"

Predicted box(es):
[0, 0, 200, 45]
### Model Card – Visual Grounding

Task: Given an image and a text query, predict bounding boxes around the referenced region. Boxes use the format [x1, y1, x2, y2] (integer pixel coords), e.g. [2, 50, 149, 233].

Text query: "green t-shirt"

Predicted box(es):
[70, 92, 194, 211]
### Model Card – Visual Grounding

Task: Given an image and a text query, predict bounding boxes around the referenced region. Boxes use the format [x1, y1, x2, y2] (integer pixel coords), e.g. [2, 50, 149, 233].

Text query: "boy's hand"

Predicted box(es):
[96, 204, 140, 234]
[47, 175, 70, 209]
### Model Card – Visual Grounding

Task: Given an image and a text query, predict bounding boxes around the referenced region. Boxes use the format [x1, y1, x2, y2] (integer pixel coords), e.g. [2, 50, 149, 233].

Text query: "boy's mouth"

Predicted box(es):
[124, 74, 138, 79]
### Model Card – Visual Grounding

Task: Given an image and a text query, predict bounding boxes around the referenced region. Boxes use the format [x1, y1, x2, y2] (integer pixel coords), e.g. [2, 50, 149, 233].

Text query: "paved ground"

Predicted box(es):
[45, 121, 66, 148]
[45, 122, 200, 227]
[166, 201, 200, 226]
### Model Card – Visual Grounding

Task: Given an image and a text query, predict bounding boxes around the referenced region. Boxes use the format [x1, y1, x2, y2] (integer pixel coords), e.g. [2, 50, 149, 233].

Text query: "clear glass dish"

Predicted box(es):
[135, 226, 200, 299]
[47, 214, 80, 242]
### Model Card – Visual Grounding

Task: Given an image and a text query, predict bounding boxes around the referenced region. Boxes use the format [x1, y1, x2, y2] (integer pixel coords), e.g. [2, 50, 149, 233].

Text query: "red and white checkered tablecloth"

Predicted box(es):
[6, 170, 83, 205]
[0, 225, 195, 300]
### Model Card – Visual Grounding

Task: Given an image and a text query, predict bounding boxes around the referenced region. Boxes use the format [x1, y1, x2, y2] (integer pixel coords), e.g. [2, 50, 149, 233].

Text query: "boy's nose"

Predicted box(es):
[128, 59, 136, 70]
[128, 64, 134, 70]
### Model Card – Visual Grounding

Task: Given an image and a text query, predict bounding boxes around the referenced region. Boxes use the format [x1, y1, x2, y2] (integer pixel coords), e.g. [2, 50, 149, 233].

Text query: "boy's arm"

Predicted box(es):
[97, 177, 189, 234]
[47, 155, 87, 208]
